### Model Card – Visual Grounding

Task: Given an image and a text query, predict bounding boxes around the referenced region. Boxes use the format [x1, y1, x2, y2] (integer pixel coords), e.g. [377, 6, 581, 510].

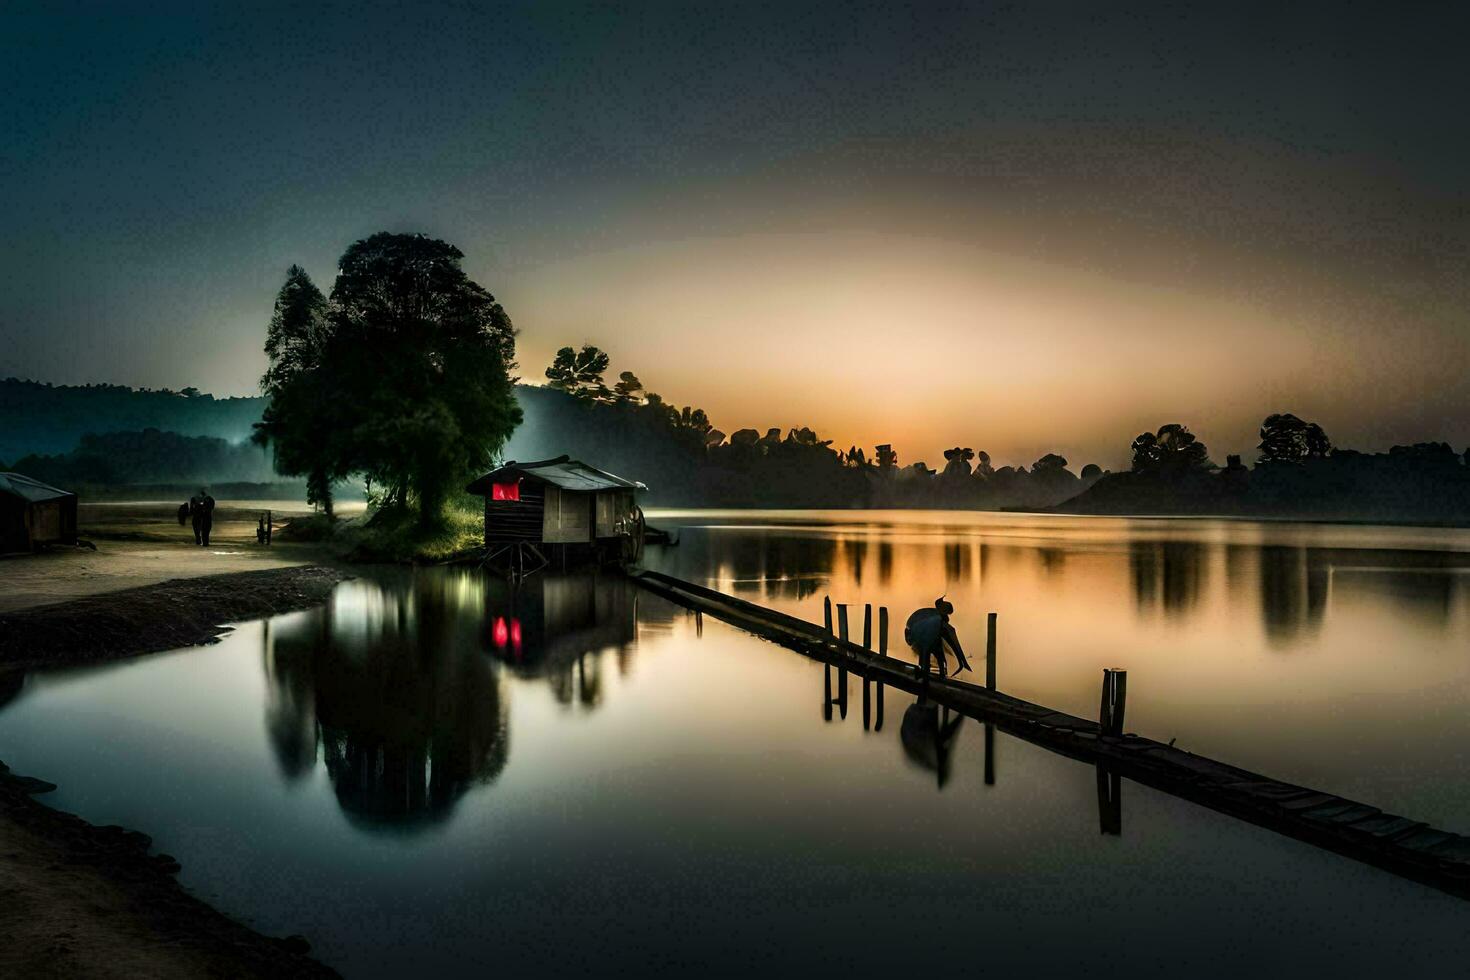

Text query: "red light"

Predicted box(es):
[492, 616, 508, 647]
[491, 481, 520, 501]
[510, 619, 522, 647]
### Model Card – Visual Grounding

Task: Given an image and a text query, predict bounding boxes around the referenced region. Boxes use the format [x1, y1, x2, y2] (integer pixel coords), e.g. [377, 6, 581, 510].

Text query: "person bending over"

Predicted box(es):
[904, 596, 972, 678]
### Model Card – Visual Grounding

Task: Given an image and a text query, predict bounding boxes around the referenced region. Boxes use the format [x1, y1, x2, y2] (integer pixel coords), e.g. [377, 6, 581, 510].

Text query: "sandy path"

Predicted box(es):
[0, 502, 328, 613]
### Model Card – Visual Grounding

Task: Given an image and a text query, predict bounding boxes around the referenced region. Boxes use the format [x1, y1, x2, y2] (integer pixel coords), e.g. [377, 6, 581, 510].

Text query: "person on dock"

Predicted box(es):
[904, 596, 972, 678]
[188, 487, 216, 547]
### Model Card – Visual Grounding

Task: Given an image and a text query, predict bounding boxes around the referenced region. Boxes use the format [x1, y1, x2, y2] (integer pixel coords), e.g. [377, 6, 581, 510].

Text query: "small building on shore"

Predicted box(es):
[0, 472, 79, 554]
[466, 456, 645, 574]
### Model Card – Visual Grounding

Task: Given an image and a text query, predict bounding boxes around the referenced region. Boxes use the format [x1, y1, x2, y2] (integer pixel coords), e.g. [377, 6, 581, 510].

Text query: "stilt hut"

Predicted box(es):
[466, 456, 646, 576]
[0, 472, 78, 554]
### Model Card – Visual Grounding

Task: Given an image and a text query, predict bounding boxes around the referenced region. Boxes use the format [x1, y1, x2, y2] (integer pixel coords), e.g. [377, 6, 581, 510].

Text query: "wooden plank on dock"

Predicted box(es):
[627, 567, 1470, 902]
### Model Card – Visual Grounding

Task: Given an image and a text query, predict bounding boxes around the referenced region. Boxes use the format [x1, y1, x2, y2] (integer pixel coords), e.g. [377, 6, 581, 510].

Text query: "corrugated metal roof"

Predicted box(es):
[0, 472, 75, 503]
[467, 456, 646, 494]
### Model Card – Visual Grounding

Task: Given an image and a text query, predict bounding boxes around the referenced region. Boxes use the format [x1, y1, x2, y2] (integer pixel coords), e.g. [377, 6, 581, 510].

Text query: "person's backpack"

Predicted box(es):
[177, 503, 189, 526]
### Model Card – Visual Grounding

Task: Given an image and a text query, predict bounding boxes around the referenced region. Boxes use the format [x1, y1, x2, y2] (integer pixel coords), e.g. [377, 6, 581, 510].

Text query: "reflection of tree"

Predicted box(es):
[263, 577, 509, 832]
[664, 532, 837, 601]
[1130, 540, 1205, 616]
[1259, 547, 1329, 647]
[876, 540, 894, 585]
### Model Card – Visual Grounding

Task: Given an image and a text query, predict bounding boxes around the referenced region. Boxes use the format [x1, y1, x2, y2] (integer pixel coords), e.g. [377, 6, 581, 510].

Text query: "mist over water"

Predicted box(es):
[1, 513, 1467, 976]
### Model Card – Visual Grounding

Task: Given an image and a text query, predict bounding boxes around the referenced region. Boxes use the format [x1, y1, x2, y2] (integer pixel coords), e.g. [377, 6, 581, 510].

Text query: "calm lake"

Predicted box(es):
[3, 511, 1469, 977]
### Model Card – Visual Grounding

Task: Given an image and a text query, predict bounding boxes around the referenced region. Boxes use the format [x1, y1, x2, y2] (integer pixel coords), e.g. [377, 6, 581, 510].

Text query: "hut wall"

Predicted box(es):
[0, 498, 27, 553]
[485, 483, 545, 545]
[542, 487, 593, 544]
[595, 490, 632, 538]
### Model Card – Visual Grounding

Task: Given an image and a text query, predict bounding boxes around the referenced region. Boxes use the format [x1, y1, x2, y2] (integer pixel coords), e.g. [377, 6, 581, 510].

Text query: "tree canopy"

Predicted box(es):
[1258, 413, 1332, 463]
[256, 233, 522, 522]
[1131, 423, 1211, 477]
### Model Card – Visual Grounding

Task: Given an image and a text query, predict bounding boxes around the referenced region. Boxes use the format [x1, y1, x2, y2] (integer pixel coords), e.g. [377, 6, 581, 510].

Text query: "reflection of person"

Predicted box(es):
[904, 597, 971, 677]
[900, 698, 964, 788]
[188, 488, 216, 546]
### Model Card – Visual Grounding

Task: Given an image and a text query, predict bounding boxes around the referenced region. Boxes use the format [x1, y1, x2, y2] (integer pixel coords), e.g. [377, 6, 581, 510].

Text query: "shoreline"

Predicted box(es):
[0, 563, 352, 976]
[0, 564, 350, 675]
[0, 759, 340, 978]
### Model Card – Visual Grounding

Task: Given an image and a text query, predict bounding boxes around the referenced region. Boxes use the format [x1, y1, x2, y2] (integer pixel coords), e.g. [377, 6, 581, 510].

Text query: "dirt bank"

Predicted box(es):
[0, 565, 349, 674]
[0, 760, 338, 979]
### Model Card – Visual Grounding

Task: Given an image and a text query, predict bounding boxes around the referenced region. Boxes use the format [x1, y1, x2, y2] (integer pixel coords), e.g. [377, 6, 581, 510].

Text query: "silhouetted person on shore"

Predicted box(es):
[904, 596, 971, 677]
[188, 488, 215, 546]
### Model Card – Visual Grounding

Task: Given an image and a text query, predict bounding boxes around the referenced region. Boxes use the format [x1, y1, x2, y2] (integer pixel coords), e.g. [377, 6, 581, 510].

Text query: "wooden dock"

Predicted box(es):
[629, 568, 1470, 901]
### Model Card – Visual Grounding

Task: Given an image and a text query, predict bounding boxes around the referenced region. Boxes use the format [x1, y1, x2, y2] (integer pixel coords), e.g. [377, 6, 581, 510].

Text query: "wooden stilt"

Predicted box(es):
[986, 611, 997, 691]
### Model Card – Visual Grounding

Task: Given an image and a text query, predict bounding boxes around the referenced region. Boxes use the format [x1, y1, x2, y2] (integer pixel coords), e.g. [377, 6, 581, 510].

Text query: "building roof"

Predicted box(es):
[467, 456, 647, 495]
[0, 472, 75, 503]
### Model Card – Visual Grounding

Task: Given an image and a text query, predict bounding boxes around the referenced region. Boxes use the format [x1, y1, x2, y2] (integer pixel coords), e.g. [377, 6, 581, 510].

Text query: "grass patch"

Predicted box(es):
[327, 497, 482, 564]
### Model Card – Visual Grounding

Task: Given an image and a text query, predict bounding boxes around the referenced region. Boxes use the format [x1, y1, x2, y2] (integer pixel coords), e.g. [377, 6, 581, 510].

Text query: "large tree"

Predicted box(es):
[254, 265, 346, 516]
[328, 233, 522, 522]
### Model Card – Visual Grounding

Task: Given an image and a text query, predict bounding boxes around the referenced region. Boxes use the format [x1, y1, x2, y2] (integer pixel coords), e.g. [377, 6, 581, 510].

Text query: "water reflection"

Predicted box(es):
[1130, 539, 1206, 618]
[645, 514, 1469, 659]
[261, 571, 653, 830]
[899, 699, 964, 789]
[1258, 547, 1330, 647]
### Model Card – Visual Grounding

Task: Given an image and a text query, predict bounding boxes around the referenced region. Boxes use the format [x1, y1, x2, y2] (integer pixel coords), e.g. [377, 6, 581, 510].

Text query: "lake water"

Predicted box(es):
[2, 511, 1468, 977]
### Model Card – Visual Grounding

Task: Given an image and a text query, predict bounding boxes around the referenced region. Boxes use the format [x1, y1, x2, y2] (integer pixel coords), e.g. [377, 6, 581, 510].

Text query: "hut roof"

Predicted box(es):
[0, 472, 75, 503]
[467, 456, 646, 495]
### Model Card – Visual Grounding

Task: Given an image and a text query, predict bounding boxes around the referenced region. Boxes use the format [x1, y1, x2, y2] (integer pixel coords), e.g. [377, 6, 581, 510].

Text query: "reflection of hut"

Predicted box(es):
[466, 456, 646, 576]
[486, 572, 638, 677]
[0, 472, 78, 554]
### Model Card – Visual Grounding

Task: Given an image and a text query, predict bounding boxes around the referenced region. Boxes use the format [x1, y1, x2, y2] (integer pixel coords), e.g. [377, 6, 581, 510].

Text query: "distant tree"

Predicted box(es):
[973, 450, 994, 479]
[1031, 453, 1068, 473]
[328, 233, 522, 522]
[612, 371, 644, 405]
[545, 345, 611, 401]
[1131, 423, 1211, 477]
[941, 447, 974, 481]
[1080, 463, 1102, 480]
[874, 444, 899, 471]
[1258, 413, 1332, 463]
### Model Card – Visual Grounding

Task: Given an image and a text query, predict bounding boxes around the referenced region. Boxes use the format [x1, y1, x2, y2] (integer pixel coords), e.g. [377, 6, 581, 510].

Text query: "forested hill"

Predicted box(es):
[0, 379, 266, 462]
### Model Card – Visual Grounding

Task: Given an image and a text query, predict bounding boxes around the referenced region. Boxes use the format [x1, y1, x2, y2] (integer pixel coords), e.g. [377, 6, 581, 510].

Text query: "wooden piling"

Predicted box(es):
[862, 604, 872, 651]
[837, 604, 849, 643]
[986, 612, 997, 691]
[1100, 668, 1127, 737]
[879, 607, 889, 656]
[1097, 764, 1122, 835]
[824, 596, 833, 634]
[984, 722, 995, 786]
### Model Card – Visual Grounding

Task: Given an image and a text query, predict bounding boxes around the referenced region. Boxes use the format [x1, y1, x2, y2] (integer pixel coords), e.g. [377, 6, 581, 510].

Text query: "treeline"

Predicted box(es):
[8, 429, 278, 489]
[507, 344, 1103, 508]
[1059, 415, 1470, 523]
[0, 378, 266, 462]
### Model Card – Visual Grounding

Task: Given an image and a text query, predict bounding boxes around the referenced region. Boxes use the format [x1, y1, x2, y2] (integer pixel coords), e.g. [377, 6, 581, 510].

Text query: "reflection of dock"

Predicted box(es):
[630, 569, 1470, 902]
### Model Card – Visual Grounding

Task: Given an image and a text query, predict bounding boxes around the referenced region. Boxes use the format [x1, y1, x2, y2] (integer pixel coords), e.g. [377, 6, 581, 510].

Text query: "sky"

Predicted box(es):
[2, 1, 1467, 470]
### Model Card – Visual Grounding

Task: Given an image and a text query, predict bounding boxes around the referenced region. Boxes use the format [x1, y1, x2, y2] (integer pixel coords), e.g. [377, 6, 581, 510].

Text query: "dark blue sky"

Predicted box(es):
[3, 1, 1467, 464]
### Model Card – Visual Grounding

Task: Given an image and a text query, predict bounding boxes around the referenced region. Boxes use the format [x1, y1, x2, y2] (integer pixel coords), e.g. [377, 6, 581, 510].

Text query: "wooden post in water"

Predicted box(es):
[984, 722, 995, 786]
[1096, 765, 1122, 835]
[1100, 668, 1128, 737]
[862, 604, 873, 730]
[986, 612, 997, 691]
[824, 596, 833, 634]
[879, 607, 889, 657]
[835, 605, 849, 718]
